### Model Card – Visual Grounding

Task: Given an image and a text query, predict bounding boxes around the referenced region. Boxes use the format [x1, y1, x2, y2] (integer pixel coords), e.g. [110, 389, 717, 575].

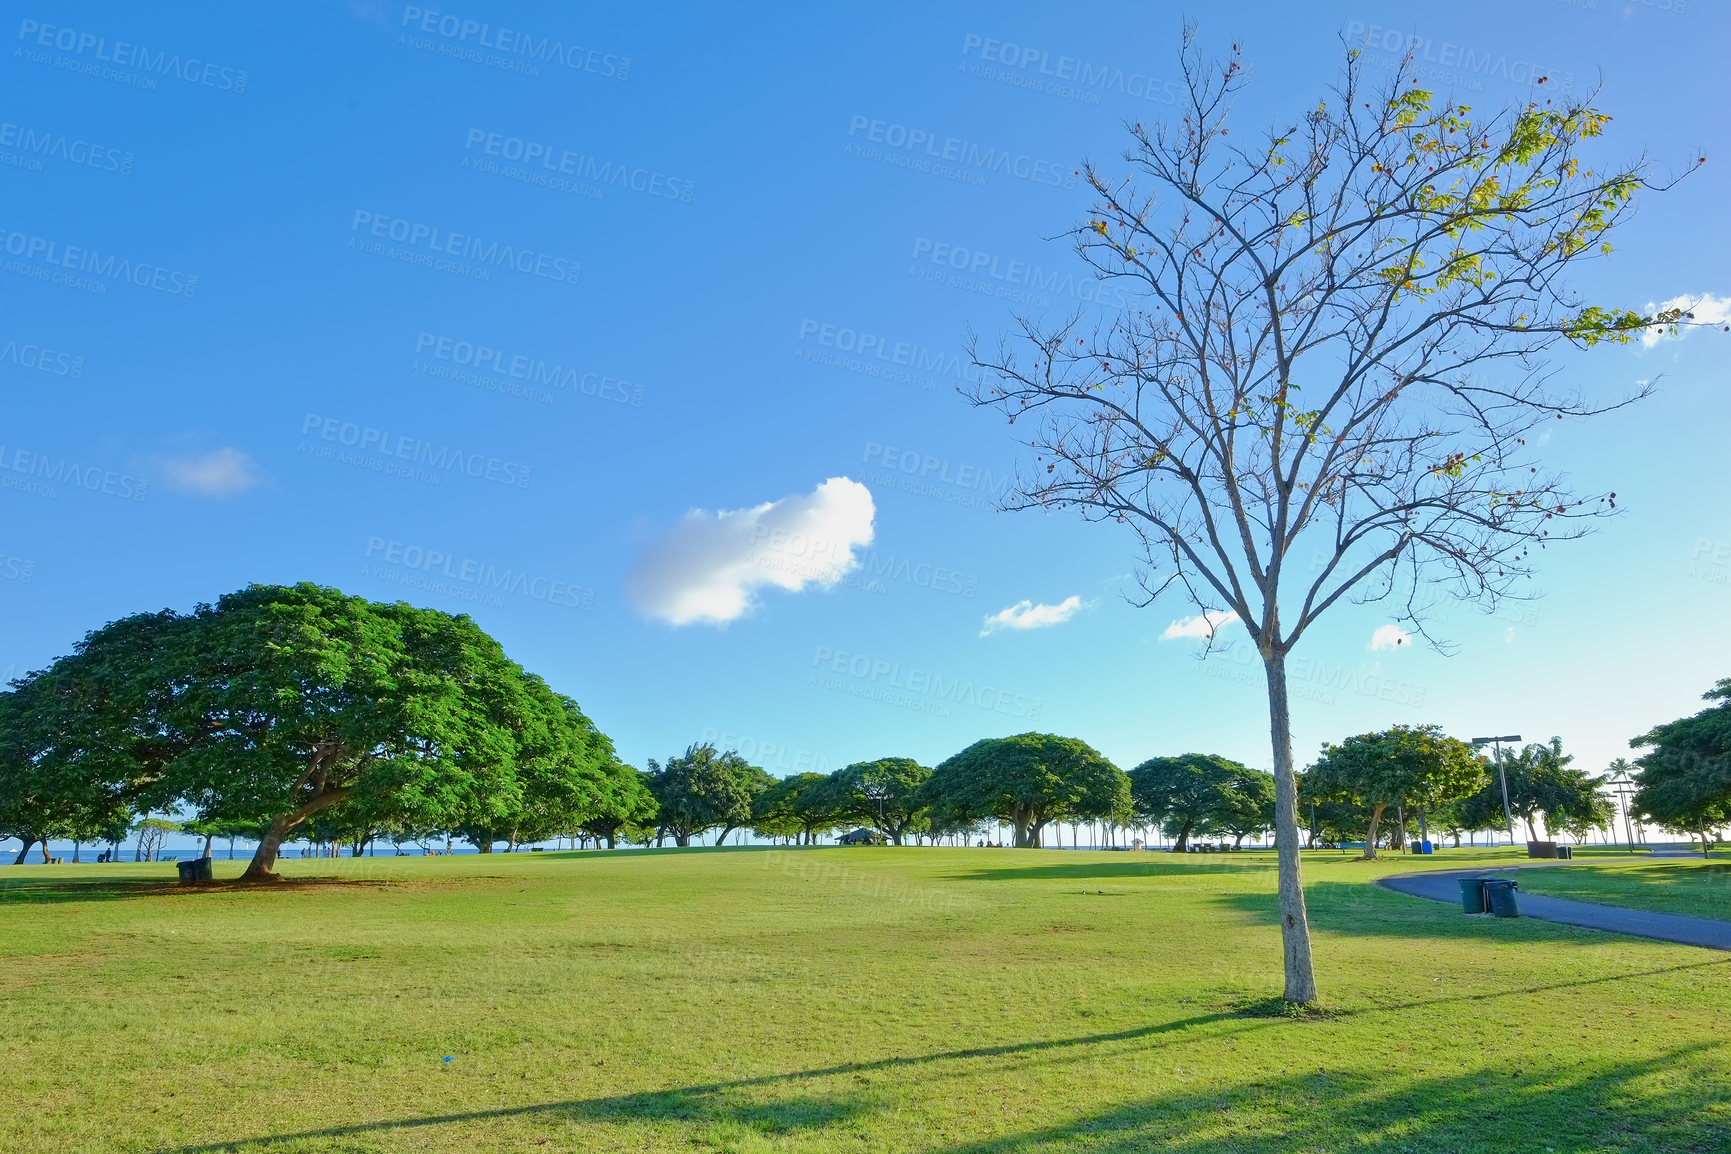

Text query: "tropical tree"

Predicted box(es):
[579, 764, 659, 850]
[1129, 753, 1251, 851]
[1212, 765, 1279, 849]
[926, 733, 1128, 848]
[753, 772, 846, 845]
[1460, 737, 1607, 843]
[1305, 726, 1483, 860]
[829, 757, 932, 845]
[1632, 679, 1731, 859]
[646, 744, 770, 847]
[965, 30, 1700, 1002]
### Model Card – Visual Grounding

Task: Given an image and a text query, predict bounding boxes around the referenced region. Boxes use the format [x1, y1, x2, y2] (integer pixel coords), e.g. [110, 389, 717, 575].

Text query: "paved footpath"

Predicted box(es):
[1378, 867, 1731, 952]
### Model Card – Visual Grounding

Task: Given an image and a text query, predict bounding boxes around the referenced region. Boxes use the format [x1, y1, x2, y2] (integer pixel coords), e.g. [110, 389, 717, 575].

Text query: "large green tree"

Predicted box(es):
[1632, 680, 1731, 859]
[1128, 753, 1247, 851]
[829, 757, 932, 845]
[647, 744, 770, 847]
[1305, 726, 1483, 860]
[3, 584, 618, 880]
[926, 733, 1127, 848]
[1212, 765, 1279, 849]
[579, 764, 659, 849]
[1459, 737, 1607, 843]
[753, 772, 846, 845]
[964, 32, 1698, 1003]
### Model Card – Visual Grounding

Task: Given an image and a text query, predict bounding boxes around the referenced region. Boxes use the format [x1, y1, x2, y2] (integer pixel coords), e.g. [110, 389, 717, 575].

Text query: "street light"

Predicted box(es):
[1607, 772, 1639, 853]
[1471, 735, 1522, 847]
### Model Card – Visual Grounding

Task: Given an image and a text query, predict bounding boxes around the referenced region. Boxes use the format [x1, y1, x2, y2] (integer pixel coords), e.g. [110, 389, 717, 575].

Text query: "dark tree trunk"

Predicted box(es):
[606, 832, 617, 849]
[674, 832, 690, 847]
[476, 841, 493, 853]
[1363, 803, 1387, 861]
[202, 833, 214, 859]
[242, 816, 293, 881]
[13, 838, 35, 866]
[1172, 821, 1194, 852]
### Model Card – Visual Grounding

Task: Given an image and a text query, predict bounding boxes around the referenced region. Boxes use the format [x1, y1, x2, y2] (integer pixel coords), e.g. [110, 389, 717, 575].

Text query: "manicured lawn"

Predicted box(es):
[1502, 853, 1731, 921]
[2, 846, 1727, 1153]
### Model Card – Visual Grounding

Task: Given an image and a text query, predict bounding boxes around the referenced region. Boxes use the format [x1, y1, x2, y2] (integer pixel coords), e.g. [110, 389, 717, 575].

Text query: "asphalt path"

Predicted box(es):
[1377, 866, 1731, 952]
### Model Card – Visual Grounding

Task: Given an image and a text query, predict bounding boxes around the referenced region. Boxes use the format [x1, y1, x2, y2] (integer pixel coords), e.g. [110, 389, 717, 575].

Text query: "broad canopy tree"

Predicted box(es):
[0, 583, 622, 879]
[965, 31, 1696, 1001]
[926, 733, 1128, 848]
[1457, 736, 1608, 843]
[830, 757, 932, 845]
[1632, 680, 1731, 858]
[1128, 753, 1264, 851]
[1305, 725, 1483, 859]
[646, 743, 771, 847]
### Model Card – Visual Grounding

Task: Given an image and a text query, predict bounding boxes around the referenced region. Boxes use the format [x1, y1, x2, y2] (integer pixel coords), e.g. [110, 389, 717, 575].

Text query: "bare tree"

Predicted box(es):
[968, 32, 1701, 1003]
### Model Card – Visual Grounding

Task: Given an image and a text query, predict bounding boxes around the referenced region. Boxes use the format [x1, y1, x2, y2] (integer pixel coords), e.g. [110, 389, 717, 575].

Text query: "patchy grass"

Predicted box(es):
[1503, 854, 1731, 920]
[1, 845, 1727, 1152]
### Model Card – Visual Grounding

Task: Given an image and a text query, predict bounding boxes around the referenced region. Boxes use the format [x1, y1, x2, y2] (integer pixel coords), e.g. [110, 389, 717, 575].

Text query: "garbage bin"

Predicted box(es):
[1458, 877, 1489, 914]
[1483, 878, 1520, 918]
[175, 857, 213, 885]
[1556, 845, 1573, 860]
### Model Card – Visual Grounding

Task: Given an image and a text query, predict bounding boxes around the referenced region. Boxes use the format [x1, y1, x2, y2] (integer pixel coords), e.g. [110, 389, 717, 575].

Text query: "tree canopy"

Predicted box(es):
[829, 757, 932, 845]
[1, 583, 621, 878]
[646, 744, 771, 847]
[1632, 680, 1731, 858]
[1305, 725, 1483, 859]
[926, 733, 1128, 848]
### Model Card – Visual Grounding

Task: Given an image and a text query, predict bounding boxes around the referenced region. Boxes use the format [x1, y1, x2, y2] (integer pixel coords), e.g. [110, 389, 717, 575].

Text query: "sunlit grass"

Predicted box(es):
[1, 846, 1726, 1152]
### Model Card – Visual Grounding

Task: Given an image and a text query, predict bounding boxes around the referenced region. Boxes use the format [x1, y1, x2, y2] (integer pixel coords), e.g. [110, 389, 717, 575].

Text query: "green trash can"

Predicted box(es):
[175, 857, 213, 885]
[1556, 845, 1573, 860]
[1458, 877, 1489, 914]
[1483, 878, 1520, 918]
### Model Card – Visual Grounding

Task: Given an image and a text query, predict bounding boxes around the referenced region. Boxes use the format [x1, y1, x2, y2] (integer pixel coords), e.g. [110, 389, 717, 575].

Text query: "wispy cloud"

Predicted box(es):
[1160, 610, 1238, 641]
[157, 448, 261, 496]
[980, 595, 1086, 636]
[1370, 624, 1411, 651]
[1643, 292, 1730, 348]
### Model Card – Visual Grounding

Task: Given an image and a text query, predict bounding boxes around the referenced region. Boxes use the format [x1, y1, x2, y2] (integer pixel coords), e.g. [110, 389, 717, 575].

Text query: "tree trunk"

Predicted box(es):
[1234, 832, 1246, 850]
[1363, 803, 1387, 861]
[1262, 649, 1319, 1005]
[1010, 812, 1035, 848]
[13, 838, 35, 866]
[242, 816, 294, 881]
[606, 832, 617, 850]
[202, 833, 214, 859]
[1172, 820, 1193, 852]
[674, 832, 689, 848]
[717, 825, 737, 847]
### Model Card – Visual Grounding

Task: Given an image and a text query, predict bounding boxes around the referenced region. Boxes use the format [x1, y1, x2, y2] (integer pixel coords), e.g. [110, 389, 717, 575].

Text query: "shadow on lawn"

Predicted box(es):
[159, 1014, 1730, 1153]
[0, 875, 392, 905]
[158, 1014, 1249, 1152]
[929, 1042, 1729, 1154]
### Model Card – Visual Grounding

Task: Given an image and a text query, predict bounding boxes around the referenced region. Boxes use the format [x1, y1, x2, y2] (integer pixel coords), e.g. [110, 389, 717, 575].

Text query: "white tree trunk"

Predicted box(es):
[1263, 650, 1318, 1004]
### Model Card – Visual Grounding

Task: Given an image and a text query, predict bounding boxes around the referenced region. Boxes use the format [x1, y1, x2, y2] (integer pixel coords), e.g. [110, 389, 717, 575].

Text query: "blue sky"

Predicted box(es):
[3, 0, 1727, 807]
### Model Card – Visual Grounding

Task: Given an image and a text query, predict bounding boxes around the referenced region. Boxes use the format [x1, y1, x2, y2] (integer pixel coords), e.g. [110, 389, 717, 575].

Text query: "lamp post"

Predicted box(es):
[1607, 772, 1638, 853]
[1471, 735, 1522, 847]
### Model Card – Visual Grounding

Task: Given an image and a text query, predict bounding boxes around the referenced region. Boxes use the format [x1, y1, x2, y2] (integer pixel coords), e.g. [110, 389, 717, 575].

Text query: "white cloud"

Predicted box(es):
[1160, 610, 1238, 640]
[1642, 293, 1730, 348]
[980, 596, 1085, 636]
[626, 477, 875, 626]
[1370, 624, 1412, 650]
[158, 447, 261, 496]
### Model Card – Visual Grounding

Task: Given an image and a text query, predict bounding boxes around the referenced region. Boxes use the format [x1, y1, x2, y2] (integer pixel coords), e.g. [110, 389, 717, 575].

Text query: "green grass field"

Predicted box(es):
[2, 847, 1727, 1153]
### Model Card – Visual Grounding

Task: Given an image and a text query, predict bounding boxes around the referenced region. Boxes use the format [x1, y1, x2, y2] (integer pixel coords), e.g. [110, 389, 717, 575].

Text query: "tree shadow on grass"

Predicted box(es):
[1212, 880, 1671, 946]
[156, 1014, 1251, 1153]
[949, 859, 1274, 883]
[0, 875, 393, 905]
[930, 1042, 1729, 1154]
